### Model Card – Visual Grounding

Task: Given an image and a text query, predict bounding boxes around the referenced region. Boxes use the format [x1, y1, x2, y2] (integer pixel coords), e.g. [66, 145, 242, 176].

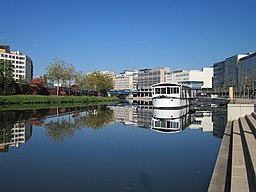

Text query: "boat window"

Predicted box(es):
[155, 121, 160, 127]
[171, 87, 179, 94]
[167, 87, 170, 94]
[161, 121, 166, 128]
[161, 88, 166, 94]
[167, 121, 170, 128]
[171, 122, 179, 128]
[155, 88, 160, 94]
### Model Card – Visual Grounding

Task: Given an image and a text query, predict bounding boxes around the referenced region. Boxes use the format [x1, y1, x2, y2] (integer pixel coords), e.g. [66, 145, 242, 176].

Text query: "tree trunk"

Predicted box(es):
[57, 79, 59, 96]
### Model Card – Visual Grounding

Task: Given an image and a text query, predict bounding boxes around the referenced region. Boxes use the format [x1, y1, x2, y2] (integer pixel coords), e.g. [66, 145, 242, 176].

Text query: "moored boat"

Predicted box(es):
[152, 83, 191, 109]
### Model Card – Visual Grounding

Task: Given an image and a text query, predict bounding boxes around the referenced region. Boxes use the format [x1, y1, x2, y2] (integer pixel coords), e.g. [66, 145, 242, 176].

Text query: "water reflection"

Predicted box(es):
[0, 105, 114, 148]
[151, 107, 193, 133]
[0, 104, 227, 151]
[109, 104, 227, 137]
[43, 106, 114, 143]
[0, 111, 32, 152]
[0, 104, 227, 192]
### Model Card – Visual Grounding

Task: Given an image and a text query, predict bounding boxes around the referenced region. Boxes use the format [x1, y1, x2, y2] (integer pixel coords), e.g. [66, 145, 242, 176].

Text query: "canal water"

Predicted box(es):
[0, 104, 227, 192]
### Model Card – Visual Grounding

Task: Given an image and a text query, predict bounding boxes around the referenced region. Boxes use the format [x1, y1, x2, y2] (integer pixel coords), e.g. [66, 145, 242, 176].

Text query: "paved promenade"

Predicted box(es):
[208, 112, 256, 192]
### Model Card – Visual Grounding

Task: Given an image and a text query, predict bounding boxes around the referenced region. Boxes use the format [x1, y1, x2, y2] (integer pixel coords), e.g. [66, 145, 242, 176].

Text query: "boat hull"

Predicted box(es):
[152, 97, 189, 109]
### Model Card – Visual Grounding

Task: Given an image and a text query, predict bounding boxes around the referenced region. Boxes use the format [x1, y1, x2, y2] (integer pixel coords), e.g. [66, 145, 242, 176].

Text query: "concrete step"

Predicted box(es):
[208, 121, 232, 192]
[240, 116, 256, 189]
[246, 114, 256, 134]
[231, 119, 249, 192]
[252, 112, 256, 120]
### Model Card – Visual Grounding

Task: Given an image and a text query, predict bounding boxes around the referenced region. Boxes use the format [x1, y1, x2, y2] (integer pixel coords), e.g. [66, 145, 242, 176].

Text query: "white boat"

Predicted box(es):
[151, 107, 192, 133]
[152, 83, 191, 109]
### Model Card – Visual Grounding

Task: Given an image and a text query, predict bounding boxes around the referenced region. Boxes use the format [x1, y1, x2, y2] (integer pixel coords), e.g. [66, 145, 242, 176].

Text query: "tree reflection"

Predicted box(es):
[0, 105, 114, 144]
[78, 106, 114, 130]
[45, 117, 82, 143]
[44, 106, 114, 142]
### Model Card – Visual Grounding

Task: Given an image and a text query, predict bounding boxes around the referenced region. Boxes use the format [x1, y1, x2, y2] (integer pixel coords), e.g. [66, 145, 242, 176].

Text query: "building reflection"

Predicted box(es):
[188, 111, 213, 132]
[109, 104, 227, 136]
[0, 121, 32, 152]
[0, 104, 227, 151]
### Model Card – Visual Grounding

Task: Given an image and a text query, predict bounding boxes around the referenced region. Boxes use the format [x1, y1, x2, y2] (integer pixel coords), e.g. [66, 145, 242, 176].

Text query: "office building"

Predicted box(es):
[114, 70, 138, 90]
[212, 53, 254, 92]
[0, 45, 33, 83]
[224, 54, 248, 89]
[238, 52, 256, 90]
[137, 67, 170, 97]
[213, 61, 225, 91]
[166, 68, 213, 90]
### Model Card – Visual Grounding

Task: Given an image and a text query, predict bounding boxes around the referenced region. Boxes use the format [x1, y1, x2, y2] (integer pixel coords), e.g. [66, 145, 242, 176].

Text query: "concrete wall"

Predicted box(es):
[227, 103, 256, 121]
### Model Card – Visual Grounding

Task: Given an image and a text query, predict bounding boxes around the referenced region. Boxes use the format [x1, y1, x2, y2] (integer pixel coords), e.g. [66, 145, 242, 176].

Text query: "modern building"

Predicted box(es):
[212, 61, 225, 91]
[212, 53, 254, 93]
[238, 52, 256, 91]
[136, 67, 171, 98]
[0, 45, 33, 83]
[224, 54, 248, 89]
[114, 70, 138, 91]
[166, 68, 213, 90]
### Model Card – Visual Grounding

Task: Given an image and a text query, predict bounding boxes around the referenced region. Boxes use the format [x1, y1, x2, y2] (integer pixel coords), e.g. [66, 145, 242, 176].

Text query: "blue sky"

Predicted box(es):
[1, 0, 256, 77]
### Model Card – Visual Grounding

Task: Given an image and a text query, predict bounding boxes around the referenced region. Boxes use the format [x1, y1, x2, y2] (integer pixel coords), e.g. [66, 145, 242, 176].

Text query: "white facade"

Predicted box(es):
[0, 46, 33, 83]
[166, 68, 213, 89]
[114, 70, 138, 90]
[100, 71, 116, 79]
[114, 74, 133, 90]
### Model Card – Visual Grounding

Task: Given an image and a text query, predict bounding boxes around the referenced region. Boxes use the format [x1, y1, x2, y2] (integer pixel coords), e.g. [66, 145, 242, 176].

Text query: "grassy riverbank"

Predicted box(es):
[0, 95, 120, 105]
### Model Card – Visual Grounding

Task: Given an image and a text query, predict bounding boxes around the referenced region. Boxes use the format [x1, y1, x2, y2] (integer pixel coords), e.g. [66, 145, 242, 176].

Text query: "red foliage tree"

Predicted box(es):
[31, 78, 45, 95]
[71, 84, 80, 95]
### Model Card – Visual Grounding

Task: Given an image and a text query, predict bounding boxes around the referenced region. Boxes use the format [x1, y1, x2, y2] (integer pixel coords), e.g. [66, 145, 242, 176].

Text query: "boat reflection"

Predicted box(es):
[151, 107, 193, 133]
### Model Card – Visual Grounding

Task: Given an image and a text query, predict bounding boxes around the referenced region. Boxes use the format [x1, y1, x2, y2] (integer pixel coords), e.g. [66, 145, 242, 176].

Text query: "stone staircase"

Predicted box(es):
[208, 112, 256, 192]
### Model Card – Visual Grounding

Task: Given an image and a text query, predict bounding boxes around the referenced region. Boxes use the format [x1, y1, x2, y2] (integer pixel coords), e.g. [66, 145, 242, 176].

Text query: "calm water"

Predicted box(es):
[0, 105, 227, 192]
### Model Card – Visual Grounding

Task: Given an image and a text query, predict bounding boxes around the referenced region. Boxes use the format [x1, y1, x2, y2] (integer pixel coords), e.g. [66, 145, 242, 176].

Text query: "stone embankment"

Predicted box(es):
[208, 112, 256, 192]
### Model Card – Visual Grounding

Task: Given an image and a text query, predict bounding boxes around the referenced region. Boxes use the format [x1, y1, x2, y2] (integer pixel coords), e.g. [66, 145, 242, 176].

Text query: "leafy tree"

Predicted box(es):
[85, 72, 114, 96]
[0, 59, 17, 95]
[31, 78, 45, 95]
[46, 58, 67, 95]
[64, 63, 76, 95]
[0, 59, 12, 78]
[74, 71, 86, 92]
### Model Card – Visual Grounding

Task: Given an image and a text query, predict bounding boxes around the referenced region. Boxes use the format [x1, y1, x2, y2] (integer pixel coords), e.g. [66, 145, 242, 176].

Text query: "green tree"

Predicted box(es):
[85, 72, 114, 96]
[64, 63, 76, 95]
[0, 59, 17, 95]
[74, 71, 87, 93]
[46, 58, 67, 95]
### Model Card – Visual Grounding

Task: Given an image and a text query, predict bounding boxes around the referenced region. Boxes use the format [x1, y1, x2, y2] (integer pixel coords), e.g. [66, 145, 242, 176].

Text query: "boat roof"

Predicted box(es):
[152, 82, 181, 87]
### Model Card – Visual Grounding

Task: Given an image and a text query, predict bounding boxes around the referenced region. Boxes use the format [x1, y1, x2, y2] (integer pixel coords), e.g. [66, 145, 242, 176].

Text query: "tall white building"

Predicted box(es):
[166, 68, 213, 89]
[0, 45, 33, 83]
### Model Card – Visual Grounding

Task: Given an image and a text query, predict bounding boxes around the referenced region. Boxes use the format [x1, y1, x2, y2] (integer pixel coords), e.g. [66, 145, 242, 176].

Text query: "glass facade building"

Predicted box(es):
[213, 61, 225, 91]
[238, 53, 256, 90]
